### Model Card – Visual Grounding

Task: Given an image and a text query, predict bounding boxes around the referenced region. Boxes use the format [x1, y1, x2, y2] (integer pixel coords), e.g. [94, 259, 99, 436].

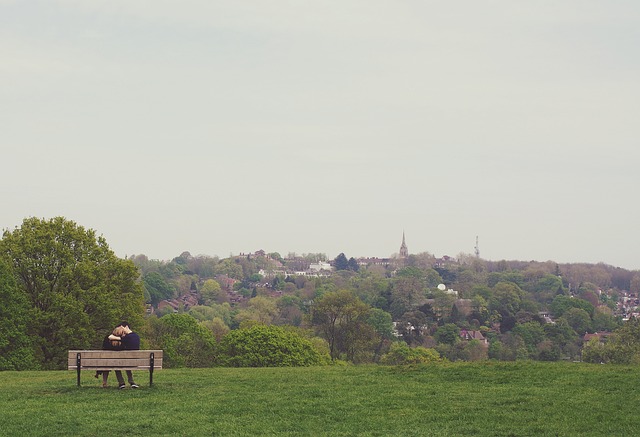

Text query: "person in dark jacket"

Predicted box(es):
[109, 321, 140, 389]
[120, 323, 141, 351]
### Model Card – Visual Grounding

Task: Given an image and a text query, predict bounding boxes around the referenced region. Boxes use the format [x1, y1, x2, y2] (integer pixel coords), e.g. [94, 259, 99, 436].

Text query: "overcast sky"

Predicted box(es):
[2, 1, 639, 269]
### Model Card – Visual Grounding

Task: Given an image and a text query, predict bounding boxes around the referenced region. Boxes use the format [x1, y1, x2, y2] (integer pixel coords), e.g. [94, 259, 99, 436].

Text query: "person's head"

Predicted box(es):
[110, 326, 126, 347]
[123, 325, 133, 335]
[119, 321, 130, 329]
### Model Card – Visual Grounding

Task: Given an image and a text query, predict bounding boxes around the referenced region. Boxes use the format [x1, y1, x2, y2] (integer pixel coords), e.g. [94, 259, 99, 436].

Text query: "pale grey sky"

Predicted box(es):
[2, 1, 639, 269]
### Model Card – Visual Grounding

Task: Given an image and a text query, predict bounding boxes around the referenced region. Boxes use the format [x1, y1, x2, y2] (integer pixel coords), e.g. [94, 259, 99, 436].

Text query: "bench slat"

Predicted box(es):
[68, 351, 163, 370]
[68, 358, 164, 368]
[68, 358, 162, 369]
[68, 350, 163, 359]
[69, 367, 158, 371]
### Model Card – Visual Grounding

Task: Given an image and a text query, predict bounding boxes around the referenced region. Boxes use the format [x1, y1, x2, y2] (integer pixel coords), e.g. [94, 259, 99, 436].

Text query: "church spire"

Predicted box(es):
[399, 231, 409, 258]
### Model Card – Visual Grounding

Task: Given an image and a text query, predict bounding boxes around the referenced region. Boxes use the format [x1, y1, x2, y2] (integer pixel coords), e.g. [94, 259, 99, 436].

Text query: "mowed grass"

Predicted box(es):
[1, 362, 639, 436]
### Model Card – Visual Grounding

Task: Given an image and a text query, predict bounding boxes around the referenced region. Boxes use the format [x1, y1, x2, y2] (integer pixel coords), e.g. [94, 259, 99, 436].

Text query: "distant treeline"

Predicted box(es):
[2, 216, 640, 371]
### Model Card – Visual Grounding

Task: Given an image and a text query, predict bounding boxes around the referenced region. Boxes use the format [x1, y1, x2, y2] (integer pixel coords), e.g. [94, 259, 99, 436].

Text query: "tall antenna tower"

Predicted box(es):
[474, 236, 480, 258]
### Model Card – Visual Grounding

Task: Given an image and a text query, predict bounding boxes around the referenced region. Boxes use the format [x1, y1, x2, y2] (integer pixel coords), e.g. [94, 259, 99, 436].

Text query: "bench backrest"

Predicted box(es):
[68, 350, 163, 370]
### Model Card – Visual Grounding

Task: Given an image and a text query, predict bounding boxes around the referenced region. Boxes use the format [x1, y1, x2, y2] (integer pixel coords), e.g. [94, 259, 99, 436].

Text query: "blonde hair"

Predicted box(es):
[110, 326, 127, 348]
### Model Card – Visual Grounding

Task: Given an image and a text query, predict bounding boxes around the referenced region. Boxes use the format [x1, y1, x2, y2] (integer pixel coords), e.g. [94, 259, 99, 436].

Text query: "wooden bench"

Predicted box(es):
[68, 350, 163, 386]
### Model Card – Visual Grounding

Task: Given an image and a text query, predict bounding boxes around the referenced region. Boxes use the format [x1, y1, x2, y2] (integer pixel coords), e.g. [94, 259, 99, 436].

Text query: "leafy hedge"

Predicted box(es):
[219, 325, 330, 367]
[380, 342, 441, 365]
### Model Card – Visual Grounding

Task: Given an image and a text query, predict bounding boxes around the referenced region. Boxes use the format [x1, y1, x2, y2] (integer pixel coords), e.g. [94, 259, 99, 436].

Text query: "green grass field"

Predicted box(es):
[1, 362, 638, 436]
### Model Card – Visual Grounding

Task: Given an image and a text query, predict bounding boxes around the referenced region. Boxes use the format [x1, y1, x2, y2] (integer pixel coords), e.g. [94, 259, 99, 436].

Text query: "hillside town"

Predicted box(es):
[144, 232, 638, 363]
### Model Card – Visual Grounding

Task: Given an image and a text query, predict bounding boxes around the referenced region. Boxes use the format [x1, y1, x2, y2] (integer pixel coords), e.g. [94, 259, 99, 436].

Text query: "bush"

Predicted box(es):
[580, 318, 640, 365]
[536, 340, 561, 361]
[380, 342, 441, 365]
[581, 338, 608, 364]
[461, 340, 488, 361]
[219, 325, 330, 367]
[144, 313, 217, 368]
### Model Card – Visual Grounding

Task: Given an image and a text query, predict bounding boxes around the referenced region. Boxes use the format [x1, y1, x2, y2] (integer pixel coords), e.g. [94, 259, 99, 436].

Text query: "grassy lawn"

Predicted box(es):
[1, 361, 638, 436]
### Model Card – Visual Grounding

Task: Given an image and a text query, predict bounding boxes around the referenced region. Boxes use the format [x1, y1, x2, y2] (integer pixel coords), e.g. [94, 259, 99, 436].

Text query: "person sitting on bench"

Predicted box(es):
[108, 321, 140, 389]
[95, 325, 126, 388]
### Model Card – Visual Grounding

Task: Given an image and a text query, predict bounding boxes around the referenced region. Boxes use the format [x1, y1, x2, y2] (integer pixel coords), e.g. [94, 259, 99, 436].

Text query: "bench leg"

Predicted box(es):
[76, 353, 81, 387]
[149, 352, 155, 386]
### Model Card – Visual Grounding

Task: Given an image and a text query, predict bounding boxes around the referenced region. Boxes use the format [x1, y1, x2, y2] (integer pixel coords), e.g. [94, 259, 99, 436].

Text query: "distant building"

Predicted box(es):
[309, 261, 333, 272]
[583, 332, 611, 343]
[399, 231, 409, 258]
[157, 300, 179, 313]
[538, 311, 555, 324]
[434, 255, 455, 267]
[459, 329, 488, 345]
[453, 298, 472, 315]
[216, 275, 239, 291]
[357, 257, 392, 267]
[157, 288, 199, 313]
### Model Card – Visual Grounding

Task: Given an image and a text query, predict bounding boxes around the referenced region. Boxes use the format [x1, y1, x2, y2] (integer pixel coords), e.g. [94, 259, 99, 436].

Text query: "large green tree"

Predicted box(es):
[235, 296, 279, 326]
[366, 308, 395, 361]
[435, 323, 460, 346]
[199, 278, 225, 305]
[310, 290, 372, 361]
[561, 308, 593, 335]
[143, 271, 175, 305]
[512, 322, 546, 357]
[550, 295, 594, 318]
[0, 217, 145, 369]
[144, 313, 217, 367]
[0, 260, 37, 370]
[334, 253, 349, 271]
[389, 267, 428, 318]
[490, 281, 524, 316]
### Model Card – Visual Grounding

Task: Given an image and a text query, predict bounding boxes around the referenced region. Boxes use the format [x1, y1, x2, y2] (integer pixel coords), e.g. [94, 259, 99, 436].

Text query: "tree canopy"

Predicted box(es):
[0, 260, 36, 370]
[0, 217, 145, 369]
